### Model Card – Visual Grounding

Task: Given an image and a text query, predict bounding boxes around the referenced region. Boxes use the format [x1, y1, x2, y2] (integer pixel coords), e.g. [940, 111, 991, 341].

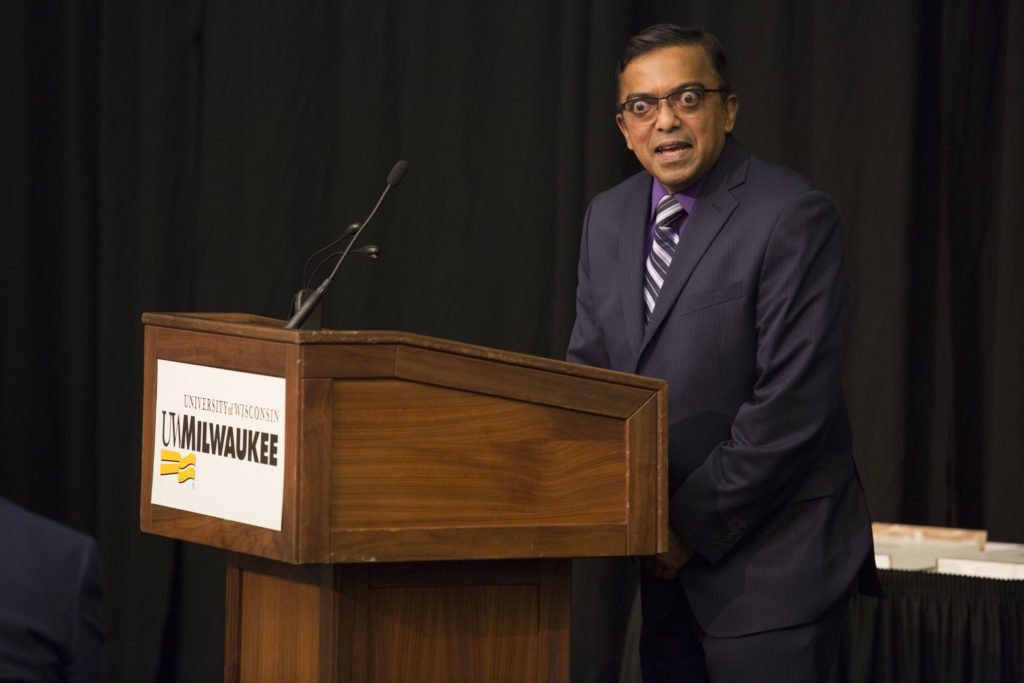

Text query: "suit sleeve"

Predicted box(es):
[672, 189, 850, 564]
[566, 201, 611, 369]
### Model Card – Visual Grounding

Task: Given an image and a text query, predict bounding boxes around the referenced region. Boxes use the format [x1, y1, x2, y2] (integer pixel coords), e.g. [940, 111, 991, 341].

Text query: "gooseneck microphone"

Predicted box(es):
[302, 222, 361, 288]
[285, 160, 408, 330]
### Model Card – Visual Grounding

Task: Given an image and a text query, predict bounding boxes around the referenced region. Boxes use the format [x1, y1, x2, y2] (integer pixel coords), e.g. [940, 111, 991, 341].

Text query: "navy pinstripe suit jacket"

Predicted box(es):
[567, 136, 880, 637]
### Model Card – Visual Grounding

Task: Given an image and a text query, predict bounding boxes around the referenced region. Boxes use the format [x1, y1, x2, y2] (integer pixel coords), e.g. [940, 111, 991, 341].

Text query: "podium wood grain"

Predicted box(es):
[226, 555, 569, 683]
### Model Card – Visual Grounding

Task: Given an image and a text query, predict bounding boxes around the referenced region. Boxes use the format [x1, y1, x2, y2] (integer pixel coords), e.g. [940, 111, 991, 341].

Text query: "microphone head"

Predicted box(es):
[354, 245, 380, 259]
[387, 160, 409, 187]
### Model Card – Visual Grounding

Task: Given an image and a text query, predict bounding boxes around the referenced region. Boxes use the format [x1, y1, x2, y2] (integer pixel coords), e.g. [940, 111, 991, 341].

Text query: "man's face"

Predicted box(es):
[616, 45, 739, 192]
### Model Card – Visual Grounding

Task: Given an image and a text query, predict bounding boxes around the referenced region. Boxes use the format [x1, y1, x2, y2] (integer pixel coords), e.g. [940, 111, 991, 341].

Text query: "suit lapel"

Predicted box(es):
[637, 140, 748, 359]
[617, 174, 653, 360]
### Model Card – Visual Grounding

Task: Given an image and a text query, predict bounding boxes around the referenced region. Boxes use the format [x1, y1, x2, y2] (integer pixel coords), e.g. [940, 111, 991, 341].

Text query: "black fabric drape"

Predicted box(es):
[2, 1, 1022, 680]
[837, 571, 1024, 683]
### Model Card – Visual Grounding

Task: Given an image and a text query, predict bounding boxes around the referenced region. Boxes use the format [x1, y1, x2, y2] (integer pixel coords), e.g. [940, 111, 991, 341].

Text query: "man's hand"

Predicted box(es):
[642, 530, 694, 580]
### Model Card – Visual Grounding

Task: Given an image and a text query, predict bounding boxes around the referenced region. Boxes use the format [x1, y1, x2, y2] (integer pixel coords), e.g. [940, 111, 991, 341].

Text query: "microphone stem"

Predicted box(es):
[324, 183, 391, 284]
[284, 182, 394, 330]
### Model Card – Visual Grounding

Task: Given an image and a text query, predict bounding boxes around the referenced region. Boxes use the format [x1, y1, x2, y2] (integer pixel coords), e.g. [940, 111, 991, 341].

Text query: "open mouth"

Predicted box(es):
[655, 141, 692, 160]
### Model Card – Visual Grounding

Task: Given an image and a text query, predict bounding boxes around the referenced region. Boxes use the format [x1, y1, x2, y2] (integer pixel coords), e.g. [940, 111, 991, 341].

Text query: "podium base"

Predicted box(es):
[224, 554, 571, 682]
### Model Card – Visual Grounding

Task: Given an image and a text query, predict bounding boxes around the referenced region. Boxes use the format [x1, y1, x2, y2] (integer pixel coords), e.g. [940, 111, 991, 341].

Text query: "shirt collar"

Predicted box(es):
[650, 177, 703, 221]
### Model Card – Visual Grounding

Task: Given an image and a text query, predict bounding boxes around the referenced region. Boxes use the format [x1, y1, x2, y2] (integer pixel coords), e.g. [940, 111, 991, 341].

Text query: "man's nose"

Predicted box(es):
[655, 98, 681, 130]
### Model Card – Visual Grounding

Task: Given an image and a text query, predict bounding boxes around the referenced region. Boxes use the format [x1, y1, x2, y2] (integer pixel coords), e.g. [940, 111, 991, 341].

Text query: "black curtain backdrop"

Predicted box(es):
[2, 1, 1022, 681]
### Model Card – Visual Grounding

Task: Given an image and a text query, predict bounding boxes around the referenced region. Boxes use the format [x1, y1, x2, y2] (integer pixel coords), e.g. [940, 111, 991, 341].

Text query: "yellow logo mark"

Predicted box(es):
[160, 449, 196, 483]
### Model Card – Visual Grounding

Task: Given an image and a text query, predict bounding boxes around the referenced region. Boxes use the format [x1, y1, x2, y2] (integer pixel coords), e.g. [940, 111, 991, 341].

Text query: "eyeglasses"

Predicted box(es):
[618, 86, 729, 123]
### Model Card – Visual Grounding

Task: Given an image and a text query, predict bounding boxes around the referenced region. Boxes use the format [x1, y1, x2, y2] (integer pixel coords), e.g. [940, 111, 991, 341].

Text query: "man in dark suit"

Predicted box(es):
[567, 24, 880, 682]
[0, 496, 104, 683]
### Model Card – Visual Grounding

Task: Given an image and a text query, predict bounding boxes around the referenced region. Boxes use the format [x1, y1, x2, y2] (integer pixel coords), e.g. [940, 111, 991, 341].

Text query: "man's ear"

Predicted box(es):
[616, 113, 634, 150]
[724, 94, 739, 133]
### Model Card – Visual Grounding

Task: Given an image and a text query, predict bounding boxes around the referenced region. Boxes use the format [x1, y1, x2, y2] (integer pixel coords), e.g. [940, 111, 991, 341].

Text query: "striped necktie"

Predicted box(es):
[643, 194, 685, 324]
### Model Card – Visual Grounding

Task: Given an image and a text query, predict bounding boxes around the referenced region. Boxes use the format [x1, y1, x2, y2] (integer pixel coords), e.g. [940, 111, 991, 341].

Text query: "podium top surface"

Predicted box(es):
[141, 311, 663, 391]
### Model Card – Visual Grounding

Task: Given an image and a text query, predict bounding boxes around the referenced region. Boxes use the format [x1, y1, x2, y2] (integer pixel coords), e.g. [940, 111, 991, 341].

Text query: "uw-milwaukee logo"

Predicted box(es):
[160, 412, 280, 467]
[160, 450, 196, 483]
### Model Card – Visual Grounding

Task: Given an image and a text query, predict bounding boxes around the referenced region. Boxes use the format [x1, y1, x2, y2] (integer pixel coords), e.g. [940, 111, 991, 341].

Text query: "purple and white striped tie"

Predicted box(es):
[643, 194, 685, 324]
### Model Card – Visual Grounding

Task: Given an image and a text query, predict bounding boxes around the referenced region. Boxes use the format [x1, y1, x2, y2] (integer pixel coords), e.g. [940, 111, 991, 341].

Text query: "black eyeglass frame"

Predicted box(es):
[618, 85, 731, 119]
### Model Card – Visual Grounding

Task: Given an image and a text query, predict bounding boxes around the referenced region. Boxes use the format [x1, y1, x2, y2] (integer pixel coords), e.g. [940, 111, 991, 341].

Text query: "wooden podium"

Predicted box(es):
[140, 312, 667, 682]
